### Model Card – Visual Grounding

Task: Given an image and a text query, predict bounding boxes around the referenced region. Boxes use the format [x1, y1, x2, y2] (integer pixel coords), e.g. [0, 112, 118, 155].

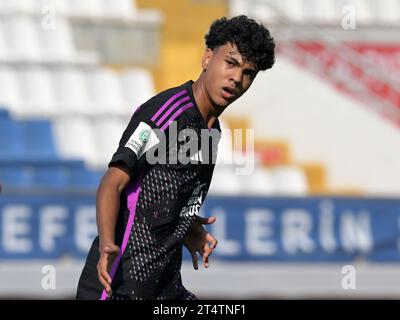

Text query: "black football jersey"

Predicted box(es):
[77, 80, 221, 300]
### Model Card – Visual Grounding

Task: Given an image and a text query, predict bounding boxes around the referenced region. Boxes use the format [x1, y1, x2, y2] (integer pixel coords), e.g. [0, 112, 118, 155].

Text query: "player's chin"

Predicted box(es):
[214, 99, 230, 111]
[216, 94, 234, 107]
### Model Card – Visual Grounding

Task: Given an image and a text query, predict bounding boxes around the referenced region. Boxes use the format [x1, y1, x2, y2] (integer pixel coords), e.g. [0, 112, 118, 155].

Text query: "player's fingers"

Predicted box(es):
[200, 247, 211, 268]
[205, 243, 214, 255]
[97, 267, 111, 292]
[98, 273, 107, 290]
[107, 289, 113, 298]
[100, 268, 112, 286]
[204, 241, 215, 261]
[202, 253, 209, 268]
[207, 216, 217, 224]
[197, 247, 205, 258]
[206, 233, 218, 249]
[209, 236, 218, 249]
[196, 216, 216, 225]
[190, 251, 198, 270]
[98, 260, 112, 284]
[99, 275, 111, 293]
[202, 242, 213, 256]
[195, 216, 208, 224]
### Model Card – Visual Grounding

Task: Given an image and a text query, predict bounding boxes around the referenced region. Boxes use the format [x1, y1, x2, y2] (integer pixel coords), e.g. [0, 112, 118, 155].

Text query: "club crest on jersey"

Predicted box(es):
[139, 129, 151, 142]
[125, 122, 160, 158]
[179, 182, 208, 218]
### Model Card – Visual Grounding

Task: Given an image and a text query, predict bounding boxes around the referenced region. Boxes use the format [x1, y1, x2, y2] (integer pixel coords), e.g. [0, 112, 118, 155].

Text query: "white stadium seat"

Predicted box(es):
[276, 0, 306, 22]
[36, 0, 70, 15]
[0, 0, 36, 14]
[303, 0, 337, 23]
[85, 68, 126, 115]
[120, 68, 155, 114]
[241, 167, 276, 196]
[228, 0, 249, 17]
[38, 16, 77, 62]
[2, 16, 42, 61]
[0, 0, 9, 13]
[252, 0, 279, 24]
[0, 22, 9, 60]
[51, 68, 92, 115]
[59, 0, 139, 19]
[53, 116, 98, 166]
[17, 67, 59, 116]
[100, 0, 137, 19]
[0, 67, 23, 113]
[270, 165, 308, 195]
[351, 0, 376, 24]
[208, 165, 242, 195]
[60, 0, 104, 18]
[377, 0, 400, 24]
[91, 118, 127, 167]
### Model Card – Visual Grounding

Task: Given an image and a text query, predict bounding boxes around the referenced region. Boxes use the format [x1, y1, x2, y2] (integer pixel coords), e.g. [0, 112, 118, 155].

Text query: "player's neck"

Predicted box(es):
[192, 76, 220, 129]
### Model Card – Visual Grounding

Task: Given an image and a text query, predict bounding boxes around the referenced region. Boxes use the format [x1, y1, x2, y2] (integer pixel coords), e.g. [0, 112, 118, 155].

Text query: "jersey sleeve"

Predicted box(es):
[108, 103, 163, 175]
[108, 84, 193, 175]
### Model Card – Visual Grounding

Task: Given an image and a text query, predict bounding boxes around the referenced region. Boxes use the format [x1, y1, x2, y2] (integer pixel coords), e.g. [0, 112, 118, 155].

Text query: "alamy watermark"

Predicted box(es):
[41, 265, 56, 290]
[341, 264, 356, 290]
[127, 122, 255, 175]
[341, 5, 357, 30]
[41, 4, 57, 30]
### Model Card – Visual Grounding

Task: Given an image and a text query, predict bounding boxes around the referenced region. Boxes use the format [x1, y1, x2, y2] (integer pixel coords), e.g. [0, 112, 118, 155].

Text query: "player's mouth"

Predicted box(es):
[222, 87, 237, 100]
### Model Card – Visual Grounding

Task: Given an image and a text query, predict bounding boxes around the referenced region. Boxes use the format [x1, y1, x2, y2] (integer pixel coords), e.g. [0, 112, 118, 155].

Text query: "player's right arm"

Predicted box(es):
[95, 89, 174, 295]
[96, 164, 130, 296]
[95, 99, 163, 296]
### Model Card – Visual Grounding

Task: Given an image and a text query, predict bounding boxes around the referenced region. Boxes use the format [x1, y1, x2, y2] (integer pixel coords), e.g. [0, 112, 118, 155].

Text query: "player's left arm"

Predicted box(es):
[183, 216, 218, 270]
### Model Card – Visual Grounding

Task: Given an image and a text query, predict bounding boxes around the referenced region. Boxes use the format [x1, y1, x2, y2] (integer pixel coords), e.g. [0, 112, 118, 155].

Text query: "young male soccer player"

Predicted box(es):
[76, 15, 275, 300]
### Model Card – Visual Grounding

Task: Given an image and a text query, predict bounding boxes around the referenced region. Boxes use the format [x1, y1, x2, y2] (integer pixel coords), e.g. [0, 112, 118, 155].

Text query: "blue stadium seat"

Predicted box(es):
[0, 113, 101, 190]
[0, 118, 24, 160]
[0, 167, 32, 188]
[68, 167, 102, 189]
[19, 119, 58, 160]
[32, 166, 69, 188]
[0, 108, 9, 119]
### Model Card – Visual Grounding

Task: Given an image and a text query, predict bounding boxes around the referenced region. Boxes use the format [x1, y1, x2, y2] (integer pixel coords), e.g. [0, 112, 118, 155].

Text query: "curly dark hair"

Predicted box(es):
[205, 15, 275, 71]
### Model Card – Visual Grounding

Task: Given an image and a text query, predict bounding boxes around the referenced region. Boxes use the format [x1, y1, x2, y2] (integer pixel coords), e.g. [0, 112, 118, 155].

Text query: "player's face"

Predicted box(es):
[202, 42, 258, 109]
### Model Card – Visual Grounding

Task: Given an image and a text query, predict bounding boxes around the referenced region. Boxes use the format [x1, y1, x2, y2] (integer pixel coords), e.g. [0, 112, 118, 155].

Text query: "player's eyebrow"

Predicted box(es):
[225, 55, 242, 66]
[225, 55, 258, 74]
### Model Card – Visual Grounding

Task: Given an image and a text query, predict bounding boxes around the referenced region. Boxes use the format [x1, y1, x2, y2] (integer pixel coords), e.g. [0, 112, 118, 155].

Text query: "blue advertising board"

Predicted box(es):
[0, 195, 399, 261]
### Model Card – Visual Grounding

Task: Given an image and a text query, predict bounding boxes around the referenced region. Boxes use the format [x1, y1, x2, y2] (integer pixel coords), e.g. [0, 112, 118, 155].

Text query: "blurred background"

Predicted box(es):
[0, 0, 400, 299]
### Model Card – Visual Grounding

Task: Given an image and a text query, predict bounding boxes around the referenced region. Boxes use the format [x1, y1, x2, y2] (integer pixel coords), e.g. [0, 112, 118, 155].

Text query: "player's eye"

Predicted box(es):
[244, 71, 255, 79]
[226, 60, 234, 66]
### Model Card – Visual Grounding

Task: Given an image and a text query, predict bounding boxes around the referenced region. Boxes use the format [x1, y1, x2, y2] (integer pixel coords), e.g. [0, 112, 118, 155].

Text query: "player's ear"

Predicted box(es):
[202, 47, 213, 72]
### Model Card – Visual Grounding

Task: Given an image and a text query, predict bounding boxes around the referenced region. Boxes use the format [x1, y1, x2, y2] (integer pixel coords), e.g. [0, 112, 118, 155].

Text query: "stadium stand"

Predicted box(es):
[0, 0, 312, 195]
[0, 112, 102, 191]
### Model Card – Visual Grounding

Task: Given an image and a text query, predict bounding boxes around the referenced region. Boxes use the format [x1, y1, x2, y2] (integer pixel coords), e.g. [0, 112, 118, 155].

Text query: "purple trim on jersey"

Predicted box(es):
[151, 89, 187, 123]
[155, 95, 190, 127]
[161, 102, 194, 131]
[100, 177, 142, 300]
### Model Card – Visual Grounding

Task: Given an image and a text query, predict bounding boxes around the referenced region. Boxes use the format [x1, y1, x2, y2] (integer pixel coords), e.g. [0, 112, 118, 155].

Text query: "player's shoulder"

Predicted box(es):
[135, 81, 195, 129]
[148, 81, 190, 108]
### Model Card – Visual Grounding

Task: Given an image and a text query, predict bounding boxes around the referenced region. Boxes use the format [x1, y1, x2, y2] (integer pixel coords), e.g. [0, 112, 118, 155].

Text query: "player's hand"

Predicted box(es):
[183, 216, 218, 270]
[97, 244, 119, 297]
